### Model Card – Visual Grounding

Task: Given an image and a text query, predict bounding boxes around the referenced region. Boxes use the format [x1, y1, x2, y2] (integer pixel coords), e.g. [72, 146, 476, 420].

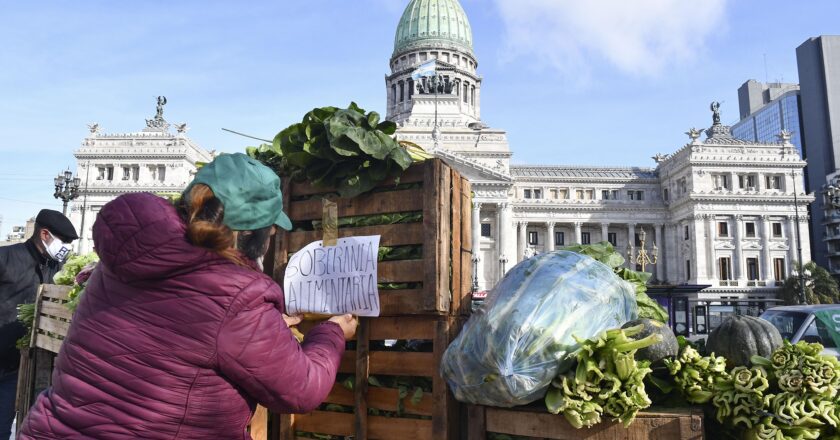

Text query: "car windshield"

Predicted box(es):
[760, 310, 809, 341]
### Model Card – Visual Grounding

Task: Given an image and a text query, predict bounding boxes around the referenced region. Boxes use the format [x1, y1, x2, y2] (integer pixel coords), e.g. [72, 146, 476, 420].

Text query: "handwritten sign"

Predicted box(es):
[284, 235, 381, 317]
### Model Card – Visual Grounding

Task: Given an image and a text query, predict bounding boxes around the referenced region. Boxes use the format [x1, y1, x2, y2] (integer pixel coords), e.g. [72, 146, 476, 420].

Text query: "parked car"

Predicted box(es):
[760, 305, 840, 358]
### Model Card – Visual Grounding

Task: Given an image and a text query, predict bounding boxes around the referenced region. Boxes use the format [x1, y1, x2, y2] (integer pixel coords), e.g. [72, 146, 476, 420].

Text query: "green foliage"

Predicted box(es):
[246, 103, 412, 198]
[15, 303, 36, 349]
[545, 325, 661, 429]
[780, 261, 840, 305]
[562, 242, 669, 323]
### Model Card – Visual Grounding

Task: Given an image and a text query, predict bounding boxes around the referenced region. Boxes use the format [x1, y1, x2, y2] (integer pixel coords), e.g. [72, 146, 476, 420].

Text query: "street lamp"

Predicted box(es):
[627, 228, 659, 273]
[53, 169, 81, 215]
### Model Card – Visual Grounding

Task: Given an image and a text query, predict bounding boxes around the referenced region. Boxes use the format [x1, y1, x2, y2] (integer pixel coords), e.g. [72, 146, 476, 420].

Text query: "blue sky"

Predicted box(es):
[1, 0, 838, 237]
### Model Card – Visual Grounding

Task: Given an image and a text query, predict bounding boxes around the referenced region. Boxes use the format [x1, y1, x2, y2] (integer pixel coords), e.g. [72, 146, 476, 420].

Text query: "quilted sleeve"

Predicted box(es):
[216, 281, 346, 414]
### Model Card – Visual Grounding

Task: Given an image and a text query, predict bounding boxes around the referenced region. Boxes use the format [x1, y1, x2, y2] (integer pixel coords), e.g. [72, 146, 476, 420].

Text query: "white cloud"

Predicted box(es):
[494, 0, 727, 81]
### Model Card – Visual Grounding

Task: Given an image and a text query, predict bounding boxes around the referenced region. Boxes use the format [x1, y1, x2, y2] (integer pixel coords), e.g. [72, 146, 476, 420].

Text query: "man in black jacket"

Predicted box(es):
[0, 209, 77, 438]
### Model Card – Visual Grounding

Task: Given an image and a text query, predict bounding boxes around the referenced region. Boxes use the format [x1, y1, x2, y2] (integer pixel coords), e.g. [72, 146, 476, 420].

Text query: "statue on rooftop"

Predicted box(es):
[155, 96, 167, 121]
[710, 101, 721, 125]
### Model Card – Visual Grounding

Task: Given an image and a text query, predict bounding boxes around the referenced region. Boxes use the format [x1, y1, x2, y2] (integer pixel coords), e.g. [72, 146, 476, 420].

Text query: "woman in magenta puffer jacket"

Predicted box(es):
[20, 154, 357, 439]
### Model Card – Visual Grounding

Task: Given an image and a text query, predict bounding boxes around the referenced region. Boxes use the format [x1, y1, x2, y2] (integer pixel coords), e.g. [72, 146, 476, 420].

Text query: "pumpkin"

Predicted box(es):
[705, 315, 783, 367]
[621, 318, 679, 364]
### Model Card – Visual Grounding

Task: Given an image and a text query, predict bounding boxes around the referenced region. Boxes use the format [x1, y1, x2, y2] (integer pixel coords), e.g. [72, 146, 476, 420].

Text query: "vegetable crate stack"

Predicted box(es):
[15, 284, 73, 426]
[258, 158, 473, 440]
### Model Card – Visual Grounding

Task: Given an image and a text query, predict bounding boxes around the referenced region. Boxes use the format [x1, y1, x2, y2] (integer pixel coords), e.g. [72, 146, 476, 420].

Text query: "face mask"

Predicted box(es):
[42, 231, 71, 262]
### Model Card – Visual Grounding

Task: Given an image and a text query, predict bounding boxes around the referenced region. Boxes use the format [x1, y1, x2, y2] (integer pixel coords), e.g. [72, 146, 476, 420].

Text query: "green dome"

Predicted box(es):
[393, 0, 473, 57]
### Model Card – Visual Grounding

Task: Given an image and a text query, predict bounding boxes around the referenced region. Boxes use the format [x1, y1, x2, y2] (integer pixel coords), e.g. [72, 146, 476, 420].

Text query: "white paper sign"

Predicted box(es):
[284, 235, 381, 317]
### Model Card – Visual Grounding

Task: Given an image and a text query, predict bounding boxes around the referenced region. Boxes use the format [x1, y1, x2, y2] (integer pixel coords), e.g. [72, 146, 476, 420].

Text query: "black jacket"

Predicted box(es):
[0, 239, 62, 372]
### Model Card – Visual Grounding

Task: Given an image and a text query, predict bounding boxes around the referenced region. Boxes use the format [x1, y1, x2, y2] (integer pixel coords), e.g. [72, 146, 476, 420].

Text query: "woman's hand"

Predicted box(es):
[283, 314, 303, 327]
[328, 314, 358, 340]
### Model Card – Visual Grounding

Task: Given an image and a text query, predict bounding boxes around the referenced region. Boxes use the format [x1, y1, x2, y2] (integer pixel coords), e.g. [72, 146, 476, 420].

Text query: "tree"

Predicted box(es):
[779, 261, 840, 305]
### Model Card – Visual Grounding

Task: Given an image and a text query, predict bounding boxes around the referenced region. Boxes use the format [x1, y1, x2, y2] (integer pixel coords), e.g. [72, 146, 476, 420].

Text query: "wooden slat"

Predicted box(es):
[288, 223, 424, 252]
[324, 384, 434, 417]
[377, 260, 424, 282]
[369, 316, 437, 340]
[378, 289, 427, 316]
[450, 172, 462, 315]
[294, 411, 354, 437]
[289, 164, 426, 197]
[39, 301, 73, 321]
[41, 284, 72, 301]
[249, 405, 269, 440]
[422, 160, 448, 314]
[290, 188, 424, 222]
[436, 163, 452, 313]
[339, 351, 435, 377]
[432, 317, 457, 440]
[355, 318, 370, 439]
[36, 315, 70, 336]
[369, 415, 433, 440]
[34, 333, 63, 354]
[467, 405, 487, 440]
[459, 178, 473, 315]
[483, 407, 705, 440]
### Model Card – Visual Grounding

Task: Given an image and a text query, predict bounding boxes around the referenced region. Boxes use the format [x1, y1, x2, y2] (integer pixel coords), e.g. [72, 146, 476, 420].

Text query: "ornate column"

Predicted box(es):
[761, 215, 773, 283]
[518, 221, 528, 262]
[498, 203, 511, 278]
[472, 202, 483, 290]
[547, 221, 556, 251]
[693, 214, 707, 283]
[734, 215, 745, 282]
[601, 223, 610, 243]
[574, 222, 583, 245]
[676, 222, 685, 281]
[655, 223, 664, 282]
[627, 223, 636, 267]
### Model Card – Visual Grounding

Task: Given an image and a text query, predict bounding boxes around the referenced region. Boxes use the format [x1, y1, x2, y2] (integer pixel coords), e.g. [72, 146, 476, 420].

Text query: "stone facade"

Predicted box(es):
[387, 0, 814, 335]
[68, 100, 213, 254]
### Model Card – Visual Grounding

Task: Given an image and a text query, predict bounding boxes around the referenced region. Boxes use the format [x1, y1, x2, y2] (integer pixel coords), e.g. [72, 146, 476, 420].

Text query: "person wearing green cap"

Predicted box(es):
[20, 153, 357, 439]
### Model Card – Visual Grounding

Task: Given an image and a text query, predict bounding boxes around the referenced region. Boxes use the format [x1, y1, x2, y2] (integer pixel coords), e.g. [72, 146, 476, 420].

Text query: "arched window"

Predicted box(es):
[463, 82, 469, 103]
[399, 81, 405, 102]
[471, 85, 476, 107]
[391, 84, 397, 106]
[408, 79, 414, 99]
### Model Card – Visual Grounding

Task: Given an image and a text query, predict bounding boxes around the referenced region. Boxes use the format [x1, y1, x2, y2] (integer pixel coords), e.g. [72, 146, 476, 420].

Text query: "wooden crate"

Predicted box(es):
[264, 158, 473, 317]
[15, 284, 72, 430]
[270, 315, 462, 440]
[467, 405, 705, 440]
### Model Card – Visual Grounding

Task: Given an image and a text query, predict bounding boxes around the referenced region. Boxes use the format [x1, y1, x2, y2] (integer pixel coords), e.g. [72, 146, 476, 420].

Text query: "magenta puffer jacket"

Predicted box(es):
[20, 193, 345, 439]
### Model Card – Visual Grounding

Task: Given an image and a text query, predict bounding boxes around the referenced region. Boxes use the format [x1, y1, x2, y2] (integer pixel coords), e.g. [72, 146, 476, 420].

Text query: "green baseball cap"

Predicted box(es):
[186, 153, 293, 231]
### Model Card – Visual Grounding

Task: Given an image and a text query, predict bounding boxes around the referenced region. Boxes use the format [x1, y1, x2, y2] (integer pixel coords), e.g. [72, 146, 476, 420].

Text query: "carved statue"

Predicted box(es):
[155, 96, 167, 120]
[710, 101, 721, 125]
[652, 153, 669, 163]
[175, 123, 189, 133]
[685, 127, 701, 140]
[87, 123, 100, 134]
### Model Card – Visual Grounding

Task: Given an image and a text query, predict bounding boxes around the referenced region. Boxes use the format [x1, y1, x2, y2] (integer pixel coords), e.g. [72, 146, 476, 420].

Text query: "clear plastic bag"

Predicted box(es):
[441, 250, 637, 407]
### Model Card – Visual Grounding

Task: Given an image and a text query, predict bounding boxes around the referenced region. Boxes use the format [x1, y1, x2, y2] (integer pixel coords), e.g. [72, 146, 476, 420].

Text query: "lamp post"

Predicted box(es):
[791, 171, 807, 304]
[627, 228, 659, 273]
[53, 169, 81, 215]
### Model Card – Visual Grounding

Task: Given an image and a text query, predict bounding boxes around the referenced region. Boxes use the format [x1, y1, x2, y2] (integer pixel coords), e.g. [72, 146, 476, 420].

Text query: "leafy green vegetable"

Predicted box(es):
[247, 102, 412, 198]
[545, 325, 661, 428]
[53, 253, 99, 285]
[15, 303, 35, 349]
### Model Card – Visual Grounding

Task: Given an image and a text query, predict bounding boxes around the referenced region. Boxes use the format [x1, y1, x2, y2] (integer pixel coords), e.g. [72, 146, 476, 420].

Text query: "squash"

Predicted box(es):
[621, 318, 679, 364]
[705, 315, 783, 367]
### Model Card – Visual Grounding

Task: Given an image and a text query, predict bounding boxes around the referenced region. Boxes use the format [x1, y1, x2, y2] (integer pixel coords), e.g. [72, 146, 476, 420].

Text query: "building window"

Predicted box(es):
[686, 260, 692, 280]
[718, 222, 729, 238]
[122, 166, 131, 180]
[463, 83, 469, 103]
[408, 79, 414, 99]
[391, 84, 397, 105]
[719, 257, 732, 280]
[678, 178, 687, 195]
[558, 189, 568, 199]
[774, 258, 786, 281]
[399, 81, 404, 102]
[766, 175, 782, 190]
[555, 231, 565, 246]
[157, 165, 166, 182]
[97, 167, 105, 180]
[132, 166, 140, 181]
[739, 174, 757, 189]
[575, 189, 584, 200]
[551, 189, 558, 199]
[528, 231, 538, 245]
[745, 222, 756, 238]
[627, 190, 643, 200]
[772, 222, 783, 237]
[663, 188, 669, 201]
[524, 189, 532, 199]
[533, 189, 542, 199]
[747, 258, 760, 280]
[584, 190, 594, 200]
[713, 174, 730, 190]
[608, 232, 617, 246]
[634, 233, 642, 247]
[480, 223, 491, 237]
[684, 225, 690, 240]
[602, 190, 610, 200]
[581, 232, 591, 245]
